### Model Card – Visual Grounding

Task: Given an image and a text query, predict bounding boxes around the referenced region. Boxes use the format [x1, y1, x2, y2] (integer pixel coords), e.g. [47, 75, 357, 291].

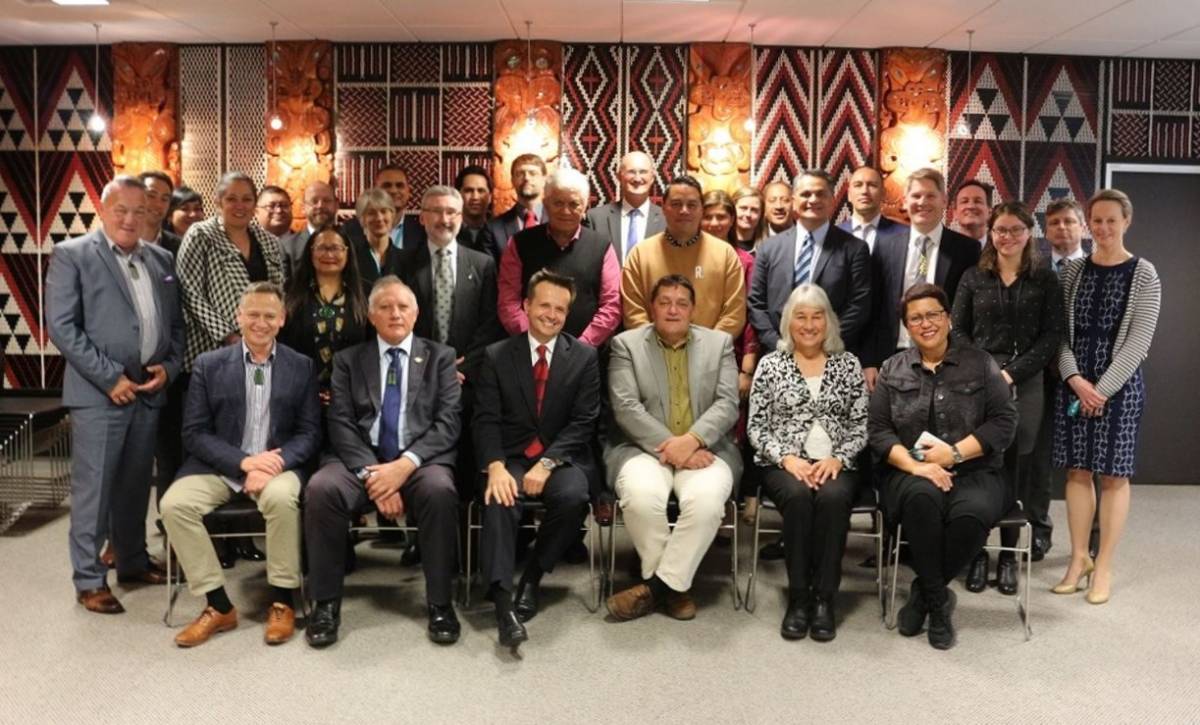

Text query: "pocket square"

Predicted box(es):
[163, 275, 176, 283]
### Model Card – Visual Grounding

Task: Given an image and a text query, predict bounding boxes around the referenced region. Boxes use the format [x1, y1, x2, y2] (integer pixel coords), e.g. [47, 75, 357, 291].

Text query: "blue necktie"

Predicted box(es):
[1054, 258, 1064, 276]
[626, 207, 640, 259]
[378, 347, 407, 462]
[793, 233, 814, 287]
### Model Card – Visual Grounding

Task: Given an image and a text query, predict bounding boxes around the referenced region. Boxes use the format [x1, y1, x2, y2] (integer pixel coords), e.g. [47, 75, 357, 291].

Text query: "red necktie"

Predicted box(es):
[523, 207, 538, 230]
[523, 344, 548, 458]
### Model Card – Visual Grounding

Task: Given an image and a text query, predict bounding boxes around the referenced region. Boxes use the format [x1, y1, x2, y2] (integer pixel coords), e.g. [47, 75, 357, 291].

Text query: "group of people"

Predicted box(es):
[45, 147, 1160, 653]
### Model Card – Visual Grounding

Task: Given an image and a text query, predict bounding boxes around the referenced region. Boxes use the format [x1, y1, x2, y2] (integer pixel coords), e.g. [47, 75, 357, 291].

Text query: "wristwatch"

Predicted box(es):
[539, 457, 561, 471]
[950, 445, 964, 466]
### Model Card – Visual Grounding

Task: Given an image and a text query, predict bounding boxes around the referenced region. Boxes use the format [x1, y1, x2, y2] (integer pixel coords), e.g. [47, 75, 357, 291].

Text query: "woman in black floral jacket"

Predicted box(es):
[747, 283, 869, 643]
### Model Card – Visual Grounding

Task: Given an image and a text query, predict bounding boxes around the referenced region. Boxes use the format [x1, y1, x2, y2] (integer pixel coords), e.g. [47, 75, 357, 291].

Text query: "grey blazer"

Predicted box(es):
[586, 201, 666, 263]
[327, 335, 463, 472]
[45, 229, 186, 408]
[604, 324, 741, 488]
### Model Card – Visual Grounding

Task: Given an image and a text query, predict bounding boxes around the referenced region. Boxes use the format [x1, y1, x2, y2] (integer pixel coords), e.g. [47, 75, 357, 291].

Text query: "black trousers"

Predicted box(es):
[886, 469, 1004, 603]
[304, 460, 458, 604]
[999, 373, 1045, 550]
[761, 466, 858, 597]
[154, 372, 189, 505]
[481, 458, 589, 592]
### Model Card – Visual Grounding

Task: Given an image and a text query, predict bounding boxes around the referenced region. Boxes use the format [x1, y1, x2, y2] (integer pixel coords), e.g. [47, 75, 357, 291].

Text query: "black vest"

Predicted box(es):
[512, 225, 611, 338]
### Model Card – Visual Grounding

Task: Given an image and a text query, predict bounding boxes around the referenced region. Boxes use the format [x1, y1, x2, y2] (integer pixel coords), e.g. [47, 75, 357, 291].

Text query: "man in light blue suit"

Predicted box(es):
[46, 175, 186, 614]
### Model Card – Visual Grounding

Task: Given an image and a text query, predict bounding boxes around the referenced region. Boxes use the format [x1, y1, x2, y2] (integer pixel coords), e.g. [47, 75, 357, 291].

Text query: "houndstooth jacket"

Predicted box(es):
[176, 215, 285, 370]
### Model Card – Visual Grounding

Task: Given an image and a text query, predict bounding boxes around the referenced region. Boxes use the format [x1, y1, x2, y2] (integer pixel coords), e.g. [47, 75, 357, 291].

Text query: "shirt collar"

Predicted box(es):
[905, 339, 961, 370]
[428, 238, 458, 259]
[107, 235, 144, 260]
[621, 198, 651, 217]
[1052, 245, 1086, 264]
[528, 333, 557, 357]
[655, 329, 692, 350]
[242, 340, 277, 365]
[910, 223, 944, 247]
[377, 333, 414, 360]
[797, 220, 831, 246]
[852, 213, 881, 230]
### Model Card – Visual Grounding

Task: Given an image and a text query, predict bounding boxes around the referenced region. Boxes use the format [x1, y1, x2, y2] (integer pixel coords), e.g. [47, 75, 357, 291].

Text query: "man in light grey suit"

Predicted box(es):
[604, 274, 740, 622]
[46, 175, 186, 614]
[585, 151, 666, 263]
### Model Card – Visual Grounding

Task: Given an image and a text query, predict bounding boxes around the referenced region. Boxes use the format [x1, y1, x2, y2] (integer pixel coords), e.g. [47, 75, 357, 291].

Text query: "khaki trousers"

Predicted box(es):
[614, 453, 732, 592]
[161, 472, 302, 596]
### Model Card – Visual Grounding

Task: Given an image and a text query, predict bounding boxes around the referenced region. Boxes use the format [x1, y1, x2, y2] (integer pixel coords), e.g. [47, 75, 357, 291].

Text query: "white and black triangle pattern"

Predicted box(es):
[953, 65, 1021, 142]
[39, 68, 110, 152]
[44, 172, 99, 246]
[1026, 67, 1096, 144]
[0, 189, 33, 253]
[0, 289, 37, 355]
[0, 83, 33, 151]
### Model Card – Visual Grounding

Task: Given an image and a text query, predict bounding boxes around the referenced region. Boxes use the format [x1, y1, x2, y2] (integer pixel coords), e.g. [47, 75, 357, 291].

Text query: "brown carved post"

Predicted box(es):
[111, 43, 180, 182]
[491, 40, 562, 215]
[686, 43, 752, 195]
[877, 48, 948, 221]
[266, 40, 334, 232]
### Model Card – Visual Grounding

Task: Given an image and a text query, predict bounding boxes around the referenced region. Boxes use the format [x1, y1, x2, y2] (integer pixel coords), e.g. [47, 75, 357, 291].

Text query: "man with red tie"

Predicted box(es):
[486, 153, 549, 259]
[474, 269, 601, 647]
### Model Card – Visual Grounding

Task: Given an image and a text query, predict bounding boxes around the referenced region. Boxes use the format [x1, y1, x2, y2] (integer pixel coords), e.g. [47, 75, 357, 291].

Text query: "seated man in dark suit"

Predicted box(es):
[304, 276, 463, 648]
[863, 167, 980, 390]
[475, 270, 600, 647]
[161, 281, 321, 647]
[486, 153, 549, 258]
[749, 169, 871, 354]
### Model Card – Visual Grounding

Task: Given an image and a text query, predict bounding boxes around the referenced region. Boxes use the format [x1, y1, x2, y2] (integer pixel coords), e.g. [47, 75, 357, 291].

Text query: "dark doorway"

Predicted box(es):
[1110, 165, 1200, 485]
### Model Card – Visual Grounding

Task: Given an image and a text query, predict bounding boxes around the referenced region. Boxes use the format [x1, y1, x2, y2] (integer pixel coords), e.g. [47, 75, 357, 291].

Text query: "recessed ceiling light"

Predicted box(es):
[52, 0, 110, 5]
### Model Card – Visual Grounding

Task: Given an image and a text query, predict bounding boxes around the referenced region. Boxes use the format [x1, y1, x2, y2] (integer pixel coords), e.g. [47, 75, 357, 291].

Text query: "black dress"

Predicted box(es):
[279, 289, 370, 393]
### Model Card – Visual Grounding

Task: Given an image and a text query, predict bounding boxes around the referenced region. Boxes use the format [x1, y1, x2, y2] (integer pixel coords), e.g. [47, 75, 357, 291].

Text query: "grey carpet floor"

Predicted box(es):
[1, 486, 1198, 724]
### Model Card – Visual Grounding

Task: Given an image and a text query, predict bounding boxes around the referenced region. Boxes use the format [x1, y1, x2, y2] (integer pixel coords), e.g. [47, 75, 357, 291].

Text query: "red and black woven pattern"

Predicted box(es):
[624, 45, 686, 199]
[561, 44, 622, 205]
[752, 47, 813, 187]
[816, 49, 877, 222]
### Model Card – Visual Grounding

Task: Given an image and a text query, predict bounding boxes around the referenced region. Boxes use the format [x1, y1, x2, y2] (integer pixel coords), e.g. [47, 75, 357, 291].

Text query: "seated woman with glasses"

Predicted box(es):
[280, 227, 371, 406]
[868, 283, 1016, 650]
[951, 201, 1063, 597]
[747, 284, 868, 642]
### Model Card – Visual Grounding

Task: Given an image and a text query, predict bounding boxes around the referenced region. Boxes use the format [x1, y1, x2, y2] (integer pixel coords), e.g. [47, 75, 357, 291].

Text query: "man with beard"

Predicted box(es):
[487, 154, 549, 258]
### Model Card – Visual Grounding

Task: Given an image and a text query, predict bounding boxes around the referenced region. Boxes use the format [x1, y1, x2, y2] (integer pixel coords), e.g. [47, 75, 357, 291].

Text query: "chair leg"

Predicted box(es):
[163, 532, 177, 627]
[586, 506, 599, 613]
[874, 510, 885, 623]
[607, 503, 620, 600]
[745, 502, 762, 614]
[730, 500, 741, 611]
[886, 523, 903, 630]
[463, 501, 475, 608]
[1020, 522, 1033, 640]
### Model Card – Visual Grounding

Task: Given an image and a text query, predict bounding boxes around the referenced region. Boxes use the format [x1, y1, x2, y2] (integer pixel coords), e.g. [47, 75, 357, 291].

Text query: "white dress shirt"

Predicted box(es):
[528, 333, 558, 367]
[850, 213, 882, 252]
[896, 224, 945, 349]
[793, 220, 830, 283]
[619, 198, 652, 258]
[368, 333, 421, 467]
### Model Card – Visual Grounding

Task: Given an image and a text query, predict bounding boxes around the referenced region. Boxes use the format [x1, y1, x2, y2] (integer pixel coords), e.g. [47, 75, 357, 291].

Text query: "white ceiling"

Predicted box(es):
[0, 0, 1198, 58]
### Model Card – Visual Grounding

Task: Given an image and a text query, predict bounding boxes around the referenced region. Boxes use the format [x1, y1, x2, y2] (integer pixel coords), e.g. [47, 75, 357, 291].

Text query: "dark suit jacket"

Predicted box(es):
[398, 242, 504, 383]
[458, 223, 499, 260]
[485, 203, 547, 260]
[748, 223, 871, 352]
[45, 229, 186, 409]
[156, 229, 182, 258]
[865, 224, 980, 367]
[585, 200, 666, 263]
[473, 332, 600, 476]
[1036, 238, 1093, 264]
[327, 335, 462, 472]
[836, 215, 906, 250]
[177, 342, 322, 481]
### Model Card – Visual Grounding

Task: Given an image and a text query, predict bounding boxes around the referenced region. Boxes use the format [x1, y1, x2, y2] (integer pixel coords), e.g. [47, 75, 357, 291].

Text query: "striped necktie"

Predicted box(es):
[793, 232, 814, 287]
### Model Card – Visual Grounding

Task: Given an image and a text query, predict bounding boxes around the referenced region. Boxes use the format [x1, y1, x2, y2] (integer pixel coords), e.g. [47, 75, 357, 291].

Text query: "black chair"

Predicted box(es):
[744, 485, 885, 618]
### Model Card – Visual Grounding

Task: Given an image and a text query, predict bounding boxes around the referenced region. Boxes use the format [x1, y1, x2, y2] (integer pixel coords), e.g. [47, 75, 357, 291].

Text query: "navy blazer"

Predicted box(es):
[473, 332, 600, 475]
[836, 215, 907, 251]
[326, 335, 462, 472]
[45, 229, 186, 408]
[485, 203, 548, 260]
[178, 342, 322, 482]
[749, 223, 871, 352]
[865, 224, 980, 367]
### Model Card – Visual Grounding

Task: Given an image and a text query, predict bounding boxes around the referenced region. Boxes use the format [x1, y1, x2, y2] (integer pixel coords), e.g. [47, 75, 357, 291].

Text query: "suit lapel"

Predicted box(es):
[451, 247, 475, 334]
[511, 336, 537, 419]
[935, 236, 951, 287]
[812, 228, 836, 283]
[267, 349, 286, 443]
[405, 338, 427, 426]
[686, 328, 705, 421]
[414, 244, 434, 310]
[94, 236, 137, 311]
[606, 205, 622, 256]
[227, 346, 247, 445]
[543, 335, 570, 416]
[771, 228, 797, 295]
[643, 329, 670, 421]
[363, 341, 382, 415]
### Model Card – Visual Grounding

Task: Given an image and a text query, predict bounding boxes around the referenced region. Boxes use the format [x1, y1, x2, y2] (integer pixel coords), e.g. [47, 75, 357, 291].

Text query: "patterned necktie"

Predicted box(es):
[909, 235, 931, 290]
[434, 248, 453, 344]
[793, 233, 814, 287]
[523, 206, 538, 230]
[523, 344, 549, 458]
[626, 207, 641, 259]
[378, 347, 407, 462]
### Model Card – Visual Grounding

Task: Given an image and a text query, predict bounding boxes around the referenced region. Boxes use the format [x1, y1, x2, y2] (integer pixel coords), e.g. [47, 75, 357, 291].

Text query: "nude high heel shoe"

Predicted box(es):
[1051, 559, 1094, 594]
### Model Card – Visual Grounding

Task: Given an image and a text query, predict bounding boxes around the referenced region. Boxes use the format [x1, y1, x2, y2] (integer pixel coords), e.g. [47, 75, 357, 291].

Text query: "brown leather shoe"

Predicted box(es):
[606, 583, 656, 621]
[264, 603, 296, 645]
[665, 590, 697, 621]
[117, 557, 169, 585]
[77, 587, 125, 614]
[174, 606, 238, 647]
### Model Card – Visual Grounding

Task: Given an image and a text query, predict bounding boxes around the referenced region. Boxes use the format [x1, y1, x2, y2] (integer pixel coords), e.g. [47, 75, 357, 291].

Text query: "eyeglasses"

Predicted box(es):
[421, 207, 462, 218]
[314, 244, 348, 256]
[905, 310, 947, 327]
[991, 225, 1029, 238]
[257, 202, 290, 211]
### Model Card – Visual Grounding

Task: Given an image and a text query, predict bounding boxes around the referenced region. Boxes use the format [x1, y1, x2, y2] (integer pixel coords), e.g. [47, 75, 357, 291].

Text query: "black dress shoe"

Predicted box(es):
[1031, 533, 1051, 562]
[400, 542, 421, 567]
[965, 551, 989, 593]
[780, 595, 809, 640]
[514, 581, 540, 623]
[809, 595, 836, 642]
[497, 609, 528, 648]
[997, 555, 1019, 595]
[306, 599, 341, 648]
[563, 539, 589, 564]
[897, 585, 927, 637]
[927, 589, 957, 650]
[217, 540, 237, 570]
[759, 540, 785, 561]
[234, 537, 266, 562]
[427, 604, 461, 645]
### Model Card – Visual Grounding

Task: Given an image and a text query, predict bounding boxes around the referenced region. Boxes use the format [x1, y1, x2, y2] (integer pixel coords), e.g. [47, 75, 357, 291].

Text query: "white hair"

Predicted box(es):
[421, 185, 462, 208]
[544, 167, 590, 201]
[776, 283, 844, 355]
[100, 175, 145, 205]
[368, 275, 415, 310]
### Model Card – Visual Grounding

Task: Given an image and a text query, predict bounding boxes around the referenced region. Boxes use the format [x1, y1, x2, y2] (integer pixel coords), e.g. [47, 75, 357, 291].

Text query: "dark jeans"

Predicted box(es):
[480, 458, 589, 591]
[304, 460, 459, 604]
[761, 466, 858, 597]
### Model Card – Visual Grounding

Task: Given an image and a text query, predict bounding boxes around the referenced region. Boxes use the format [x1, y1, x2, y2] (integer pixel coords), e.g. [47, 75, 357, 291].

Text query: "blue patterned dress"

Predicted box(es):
[1053, 257, 1145, 476]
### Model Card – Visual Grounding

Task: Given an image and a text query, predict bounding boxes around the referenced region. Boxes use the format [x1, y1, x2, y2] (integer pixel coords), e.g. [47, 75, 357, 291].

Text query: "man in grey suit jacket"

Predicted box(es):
[45, 176, 186, 614]
[585, 151, 666, 263]
[304, 276, 463, 648]
[604, 275, 740, 622]
[749, 170, 871, 354]
[161, 282, 321, 647]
